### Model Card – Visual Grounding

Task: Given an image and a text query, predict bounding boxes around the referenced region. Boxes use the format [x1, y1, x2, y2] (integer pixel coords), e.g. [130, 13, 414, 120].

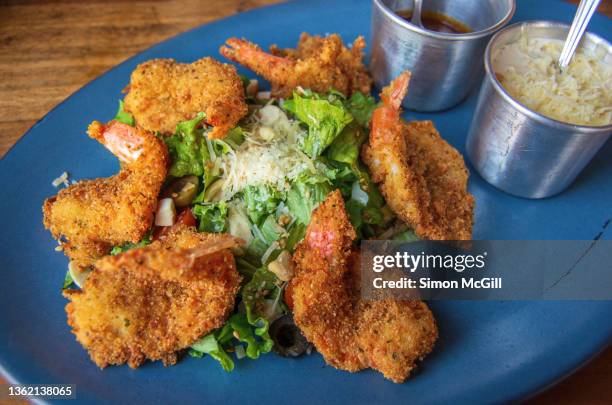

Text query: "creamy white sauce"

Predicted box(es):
[492, 31, 612, 126]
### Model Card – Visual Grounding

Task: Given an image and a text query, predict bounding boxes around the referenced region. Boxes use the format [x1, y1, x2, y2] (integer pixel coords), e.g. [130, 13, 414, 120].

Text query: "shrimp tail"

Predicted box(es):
[380, 71, 410, 110]
[220, 38, 295, 84]
[87, 120, 144, 164]
[370, 71, 411, 145]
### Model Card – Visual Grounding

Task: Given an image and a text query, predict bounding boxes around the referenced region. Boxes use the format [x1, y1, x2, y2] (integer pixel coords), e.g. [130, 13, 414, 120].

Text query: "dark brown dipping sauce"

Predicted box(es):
[396, 9, 472, 34]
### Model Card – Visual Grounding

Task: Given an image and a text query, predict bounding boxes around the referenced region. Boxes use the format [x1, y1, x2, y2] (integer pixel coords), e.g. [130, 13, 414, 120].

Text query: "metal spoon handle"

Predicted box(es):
[411, 0, 423, 28]
[558, 0, 601, 70]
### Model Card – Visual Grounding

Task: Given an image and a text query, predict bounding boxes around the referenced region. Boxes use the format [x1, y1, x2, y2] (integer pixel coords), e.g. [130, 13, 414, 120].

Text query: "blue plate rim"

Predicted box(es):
[1, 0, 611, 403]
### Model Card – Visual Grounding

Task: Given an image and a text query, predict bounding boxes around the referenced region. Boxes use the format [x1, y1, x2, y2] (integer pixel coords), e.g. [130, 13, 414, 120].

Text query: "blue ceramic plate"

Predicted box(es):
[1, 0, 610, 403]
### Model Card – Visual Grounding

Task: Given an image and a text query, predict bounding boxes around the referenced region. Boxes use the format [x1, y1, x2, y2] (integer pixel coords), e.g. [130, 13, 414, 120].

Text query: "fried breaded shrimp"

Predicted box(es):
[220, 33, 372, 98]
[362, 72, 475, 240]
[123, 57, 248, 138]
[43, 121, 168, 270]
[289, 190, 438, 383]
[63, 225, 243, 368]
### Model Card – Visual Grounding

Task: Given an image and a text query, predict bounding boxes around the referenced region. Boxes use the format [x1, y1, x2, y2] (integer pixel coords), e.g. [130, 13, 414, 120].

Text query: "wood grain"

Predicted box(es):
[0, 0, 610, 403]
[0, 0, 283, 156]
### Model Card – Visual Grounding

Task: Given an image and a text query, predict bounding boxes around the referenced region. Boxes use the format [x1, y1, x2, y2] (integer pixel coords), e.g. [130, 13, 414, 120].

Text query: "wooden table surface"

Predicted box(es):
[0, 0, 610, 403]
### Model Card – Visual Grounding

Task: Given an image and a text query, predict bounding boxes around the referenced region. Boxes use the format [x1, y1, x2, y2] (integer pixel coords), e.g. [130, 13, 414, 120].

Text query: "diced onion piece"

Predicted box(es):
[351, 181, 369, 205]
[155, 198, 176, 227]
[68, 261, 91, 288]
[235, 345, 246, 359]
[228, 204, 253, 245]
[267, 250, 294, 282]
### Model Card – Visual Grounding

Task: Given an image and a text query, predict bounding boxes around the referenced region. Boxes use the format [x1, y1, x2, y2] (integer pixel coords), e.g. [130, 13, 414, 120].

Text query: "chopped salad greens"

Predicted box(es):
[105, 84, 399, 372]
[114, 100, 135, 126]
[164, 113, 209, 177]
[62, 270, 75, 290]
[283, 89, 354, 158]
[109, 232, 152, 255]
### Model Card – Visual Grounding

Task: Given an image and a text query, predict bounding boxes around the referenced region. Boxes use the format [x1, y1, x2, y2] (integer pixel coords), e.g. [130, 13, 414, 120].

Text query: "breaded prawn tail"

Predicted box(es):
[123, 57, 248, 138]
[289, 190, 438, 383]
[362, 72, 475, 240]
[220, 33, 372, 98]
[63, 225, 243, 369]
[43, 121, 169, 270]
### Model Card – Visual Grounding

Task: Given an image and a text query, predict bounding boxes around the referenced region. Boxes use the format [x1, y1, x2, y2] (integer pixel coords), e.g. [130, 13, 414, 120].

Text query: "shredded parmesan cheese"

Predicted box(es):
[52, 172, 70, 188]
[218, 106, 312, 200]
[493, 30, 612, 126]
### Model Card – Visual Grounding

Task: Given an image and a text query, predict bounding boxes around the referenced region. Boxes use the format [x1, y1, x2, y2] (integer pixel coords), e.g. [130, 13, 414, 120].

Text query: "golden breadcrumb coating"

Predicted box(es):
[220, 33, 372, 98]
[362, 72, 474, 240]
[123, 57, 248, 138]
[43, 121, 169, 269]
[289, 190, 438, 383]
[63, 225, 243, 369]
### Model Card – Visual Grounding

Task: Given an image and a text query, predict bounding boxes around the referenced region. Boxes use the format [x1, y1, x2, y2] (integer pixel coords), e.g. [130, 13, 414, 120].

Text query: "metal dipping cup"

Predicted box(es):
[466, 21, 612, 199]
[370, 0, 515, 111]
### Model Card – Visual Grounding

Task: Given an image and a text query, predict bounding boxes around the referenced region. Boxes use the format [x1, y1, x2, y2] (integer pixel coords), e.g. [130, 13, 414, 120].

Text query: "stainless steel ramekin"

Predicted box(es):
[466, 21, 612, 199]
[370, 0, 515, 111]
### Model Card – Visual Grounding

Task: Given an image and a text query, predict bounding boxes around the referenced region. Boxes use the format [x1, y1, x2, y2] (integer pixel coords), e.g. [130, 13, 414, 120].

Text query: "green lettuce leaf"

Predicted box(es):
[345, 91, 378, 127]
[326, 122, 367, 166]
[285, 222, 306, 251]
[190, 333, 235, 372]
[164, 113, 208, 177]
[393, 229, 420, 242]
[224, 126, 246, 149]
[286, 172, 333, 225]
[244, 217, 282, 266]
[110, 232, 152, 255]
[315, 150, 389, 238]
[62, 270, 74, 290]
[260, 214, 284, 244]
[283, 91, 353, 158]
[241, 267, 282, 333]
[345, 198, 364, 230]
[190, 312, 273, 370]
[345, 174, 386, 229]
[242, 184, 283, 225]
[317, 157, 358, 198]
[322, 162, 390, 238]
[193, 202, 228, 233]
[227, 313, 273, 359]
[245, 235, 269, 265]
[358, 170, 385, 210]
[190, 267, 278, 371]
[114, 100, 135, 126]
[236, 257, 259, 279]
